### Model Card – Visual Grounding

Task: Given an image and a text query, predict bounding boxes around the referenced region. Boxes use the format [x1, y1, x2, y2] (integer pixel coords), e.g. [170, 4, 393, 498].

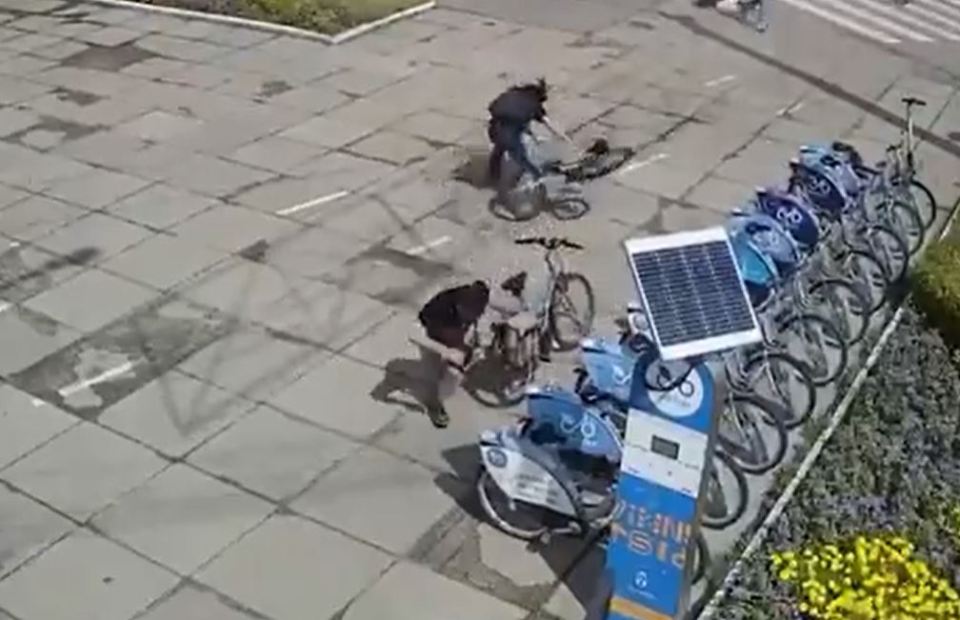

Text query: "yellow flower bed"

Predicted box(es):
[771, 535, 960, 619]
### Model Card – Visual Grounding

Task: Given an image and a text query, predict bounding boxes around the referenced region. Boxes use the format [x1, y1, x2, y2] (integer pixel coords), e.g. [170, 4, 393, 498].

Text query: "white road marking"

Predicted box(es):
[849, 0, 960, 39]
[276, 190, 350, 216]
[914, 0, 960, 24]
[9, 241, 20, 248]
[704, 74, 737, 88]
[812, 0, 934, 40]
[779, 0, 901, 43]
[0, 302, 10, 315]
[618, 153, 669, 175]
[31, 398, 46, 407]
[777, 101, 805, 116]
[58, 361, 135, 398]
[909, 0, 960, 32]
[406, 235, 452, 256]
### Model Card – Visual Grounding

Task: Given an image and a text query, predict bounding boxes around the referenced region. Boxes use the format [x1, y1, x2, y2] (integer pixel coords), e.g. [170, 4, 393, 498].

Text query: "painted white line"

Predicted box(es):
[31, 398, 46, 407]
[914, 0, 960, 25]
[909, 0, 960, 33]
[777, 101, 805, 116]
[0, 302, 11, 315]
[276, 190, 350, 216]
[618, 153, 669, 176]
[849, 0, 960, 40]
[9, 241, 20, 248]
[810, 0, 934, 41]
[406, 235, 452, 256]
[704, 74, 737, 88]
[58, 362, 135, 398]
[779, 0, 901, 43]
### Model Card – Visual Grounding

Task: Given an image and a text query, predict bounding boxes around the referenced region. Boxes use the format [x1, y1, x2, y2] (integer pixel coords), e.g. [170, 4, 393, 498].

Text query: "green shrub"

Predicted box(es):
[912, 239, 960, 348]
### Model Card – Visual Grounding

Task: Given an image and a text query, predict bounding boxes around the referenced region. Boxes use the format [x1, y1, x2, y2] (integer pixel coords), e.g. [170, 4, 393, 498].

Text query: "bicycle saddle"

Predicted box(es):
[902, 96, 926, 107]
[501, 271, 527, 296]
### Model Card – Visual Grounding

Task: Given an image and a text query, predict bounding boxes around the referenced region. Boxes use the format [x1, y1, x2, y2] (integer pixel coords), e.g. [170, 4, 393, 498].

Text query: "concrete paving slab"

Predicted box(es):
[171, 204, 299, 254]
[322, 196, 422, 243]
[92, 463, 272, 575]
[0, 384, 77, 470]
[292, 446, 456, 554]
[0, 75, 52, 104]
[228, 175, 341, 215]
[279, 115, 376, 150]
[1, 421, 166, 520]
[159, 154, 276, 199]
[0, 151, 93, 193]
[390, 110, 477, 145]
[0, 107, 41, 138]
[135, 584, 259, 620]
[0, 485, 74, 579]
[98, 370, 258, 458]
[107, 183, 219, 231]
[101, 233, 228, 292]
[267, 83, 351, 114]
[0, 241, 92, 304]
[75, 25, 142, 47]
[31, 212, 153, 263]
[683, 174, 756, 214]
[348, 130, 436, 166]
[223, 137, 328, 176]
[542, 545, 605, 620]
[0, 528, 178, 620]
[344, 561, 527, 620]
[42, 168, 151, 210]
[615, 159, 706, 199]
[0, 305, 83, 376]
[197, 514, 392, 620]
[178, 326, 328, 401]
[268, 355, 402, 439]
[326, 247, 457, 308]
[23, 268, 154, 333]
[189, 404, 359, 501]
[288, 151, 398, 194]
[178, 258, 314, 319]
[256, 226, 367, 281]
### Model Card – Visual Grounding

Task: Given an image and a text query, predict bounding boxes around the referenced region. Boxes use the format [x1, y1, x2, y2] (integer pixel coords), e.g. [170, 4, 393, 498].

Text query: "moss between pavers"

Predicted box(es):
[133, 0, 425, 35]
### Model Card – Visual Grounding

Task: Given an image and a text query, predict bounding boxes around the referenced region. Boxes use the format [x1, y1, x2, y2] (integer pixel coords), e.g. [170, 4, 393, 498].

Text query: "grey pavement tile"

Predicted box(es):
[177, 259, 314, 319]
[292, 447, 456, 555]
[160, 63, 233, 89]
[98, 370, 258, 458]
[318, 67, 404, 97]
[683, 174, 754, 214]
[114, 109, 206, 143]
[652, 201, 727, 234]
[228, 175, 341, 214]
[56, 128, 149, 168]
[389, 110, 476, 144]
[260, 226, 368, 280]
[92, 464, 272, 575]
[0, 384, 76, 470]
[100, 233, 227, 291]
[323, 247, 455, 308]
[343, 561, 527, 620]
[166, 19, 273, 48]
[614, 160, 705, 199]
[278, 115, 375, 149]
[0, 305, 82, 376]
[135, 33, 228, 62]
[212, 71, 294, 100]
[196, 515, 392, 620]
[170, 203, 299, 253]
[107, 183, 218, 230]
[341, 310, 442, 372]
[0, 421, 167, 520]
[74, 25, 142, 47]
[543, 546, 604, 620]
[42, 168, 152, 210]
[321, 196, 419, 242]
[0, 55, 58, 78]
[471, 520, 589, 591]
[160, 154, 275, 198]
[31, 212, 153, 262]
[30, 39, 90, 60]
[580, 179, 660, 229]
[0, 75, 53, 104]
[247, 280, 394, 350]
[223, 136, 328, 175]
[189, 404, 360, 501]
[0, 529, 178, 620]
[23, 267, 155, 332]
[0, 106, 40, 137]
[347, 130, 435, 165]
[323, 96, 414, 130]
[121, 57, 195, 80]
[267, 83, 350, 113]
[0, 32, 61, 52]
[0, 151, 94, 192]
[177, 326, 328, 401]
[288, 151, 398, 193]
[136, 584, 259, 620]
[268, 355, 402, 439]
[31, 66, 144, 98]
[0, 485, 74, 579]
[0, 183, 29, 210]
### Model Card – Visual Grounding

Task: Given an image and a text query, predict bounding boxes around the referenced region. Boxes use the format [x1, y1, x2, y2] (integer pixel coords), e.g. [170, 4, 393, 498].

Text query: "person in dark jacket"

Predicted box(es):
[486, 78, 570, 189]
[415, 280, 490, 428]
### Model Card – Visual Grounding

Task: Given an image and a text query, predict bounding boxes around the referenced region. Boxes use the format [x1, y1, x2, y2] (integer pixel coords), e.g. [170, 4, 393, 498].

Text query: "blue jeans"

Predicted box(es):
[487, 120, 541, 182]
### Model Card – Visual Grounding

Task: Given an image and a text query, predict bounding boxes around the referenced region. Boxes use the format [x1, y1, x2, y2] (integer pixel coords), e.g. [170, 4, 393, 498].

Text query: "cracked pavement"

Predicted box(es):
[0, 0, 958, 619]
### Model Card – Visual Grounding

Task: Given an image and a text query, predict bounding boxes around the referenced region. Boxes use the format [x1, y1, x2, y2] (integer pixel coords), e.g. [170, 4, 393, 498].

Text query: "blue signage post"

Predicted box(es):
[604, 355, 719, 620]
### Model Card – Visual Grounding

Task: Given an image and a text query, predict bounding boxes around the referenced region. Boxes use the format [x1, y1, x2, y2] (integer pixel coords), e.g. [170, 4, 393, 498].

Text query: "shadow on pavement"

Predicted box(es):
[0, 246, 101, 295]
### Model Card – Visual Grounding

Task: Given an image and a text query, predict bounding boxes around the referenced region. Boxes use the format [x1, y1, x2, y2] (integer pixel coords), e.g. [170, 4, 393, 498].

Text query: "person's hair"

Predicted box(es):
[469, 280, 490, 305]
[516, 77, 548, 102]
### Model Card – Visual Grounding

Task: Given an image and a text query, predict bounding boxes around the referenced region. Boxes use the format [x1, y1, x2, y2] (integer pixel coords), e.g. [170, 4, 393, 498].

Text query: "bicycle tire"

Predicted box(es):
[834, 248, 891, 315]
[564, 146, 635, 182]
[896, 177, 937, 230]
[550, 195, 591, 221]
[774, 312, 849, 387]
[692, 529, 710, 585]
[477, 468, 551, 540]
[549, 272, 596, 352]
[701, 449, 749, 530]
[716, 392, 788, 475]
[861, 222, 909, 284]
[884, 199, 925, 257]
[735, 350, 817, 430]
[806, 277, 869, 347]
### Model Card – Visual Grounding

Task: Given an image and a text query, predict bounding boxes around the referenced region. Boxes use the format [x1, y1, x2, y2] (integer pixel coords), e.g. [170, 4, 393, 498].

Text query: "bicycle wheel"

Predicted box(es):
[883, 199, 925, 257]
[835, 248, 890, 315]
[549, 272, 596, 352]
[716, 392, 788, 475]
[692, 530, 710, 585]
[477, 468, 551, 540]
[775, 312, 848, 387]
[734, 350, 817, 429]
[550, 194, 591, 220]
[701, 449, 749, 530]
[896, 177, 937, 230]
[861, 223, 909, 284]
[564, 146, 635, 182]
[806, 277, 869, 347]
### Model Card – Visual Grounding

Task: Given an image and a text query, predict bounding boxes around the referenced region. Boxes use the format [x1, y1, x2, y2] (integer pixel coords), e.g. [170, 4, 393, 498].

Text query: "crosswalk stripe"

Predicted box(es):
[806, 0, 934, 41]
[906, 1, 960, 36]
[915, 0, 960, 23]
[849, 0, 960, 40]
[778, 0, 901, 43]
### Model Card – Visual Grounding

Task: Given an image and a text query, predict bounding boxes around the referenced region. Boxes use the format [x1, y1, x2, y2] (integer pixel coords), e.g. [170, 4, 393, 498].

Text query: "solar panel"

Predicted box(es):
[623, 227, 762, 361]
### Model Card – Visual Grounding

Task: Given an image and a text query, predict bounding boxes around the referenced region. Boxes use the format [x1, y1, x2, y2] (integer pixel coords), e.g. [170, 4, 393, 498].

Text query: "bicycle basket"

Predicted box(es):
[754, 187, 820, 252]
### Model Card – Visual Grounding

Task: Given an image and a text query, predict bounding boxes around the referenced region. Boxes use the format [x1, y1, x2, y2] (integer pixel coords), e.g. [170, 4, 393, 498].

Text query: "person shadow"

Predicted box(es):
[368, 344, 439, 419]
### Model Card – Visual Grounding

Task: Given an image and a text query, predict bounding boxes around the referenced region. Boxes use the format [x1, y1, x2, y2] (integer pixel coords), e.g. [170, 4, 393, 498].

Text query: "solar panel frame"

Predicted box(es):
[623, 227, 762, 361]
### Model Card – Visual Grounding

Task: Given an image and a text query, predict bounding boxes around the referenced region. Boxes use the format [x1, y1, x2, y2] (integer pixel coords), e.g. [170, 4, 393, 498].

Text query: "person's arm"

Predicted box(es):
[540, 115, 577, 150]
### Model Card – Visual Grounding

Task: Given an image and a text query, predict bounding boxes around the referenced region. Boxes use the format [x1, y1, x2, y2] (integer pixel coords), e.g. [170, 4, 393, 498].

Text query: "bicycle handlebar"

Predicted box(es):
[902, 96, 926, 108]
[514, 236, 584, 251]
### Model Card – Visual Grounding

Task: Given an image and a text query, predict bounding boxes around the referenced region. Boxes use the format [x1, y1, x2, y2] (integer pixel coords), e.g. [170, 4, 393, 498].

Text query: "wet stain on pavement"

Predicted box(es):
[258, 79, 293, 99]
[60, 41, 157, 72]
[8, 295, 236, 420]
[4, 115, 103, 150]
[52, 86, 102, 107]
[949, 131, 960, 142]
[0, 245, 99, 304]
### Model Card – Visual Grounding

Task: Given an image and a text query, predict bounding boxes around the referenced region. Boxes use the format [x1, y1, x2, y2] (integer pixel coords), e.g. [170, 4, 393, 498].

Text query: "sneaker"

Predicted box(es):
[427, 404, 450, 428]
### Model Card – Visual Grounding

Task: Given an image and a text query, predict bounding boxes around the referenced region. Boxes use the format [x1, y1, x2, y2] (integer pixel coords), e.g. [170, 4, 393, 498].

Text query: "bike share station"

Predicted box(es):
[604, 227, 763, 620]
